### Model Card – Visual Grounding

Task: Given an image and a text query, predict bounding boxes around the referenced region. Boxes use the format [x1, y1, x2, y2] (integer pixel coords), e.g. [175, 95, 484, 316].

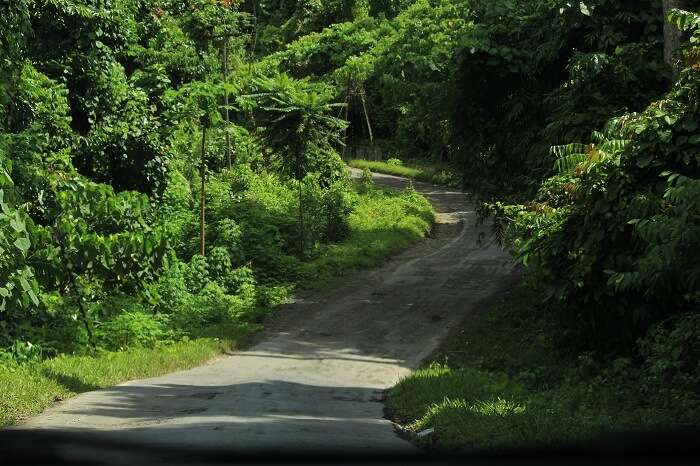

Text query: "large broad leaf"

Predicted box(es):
[0, 189, 10, 215]
[18, 273, 39, 306]
[27, 288, 39, 306]
[9, 212, 25, 233]
[14, 236, 30, 254]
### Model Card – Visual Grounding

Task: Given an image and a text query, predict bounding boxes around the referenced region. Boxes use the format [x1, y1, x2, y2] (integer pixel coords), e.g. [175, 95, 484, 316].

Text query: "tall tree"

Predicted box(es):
[253, 75, 346, 256]
[663, 0, 686, 72]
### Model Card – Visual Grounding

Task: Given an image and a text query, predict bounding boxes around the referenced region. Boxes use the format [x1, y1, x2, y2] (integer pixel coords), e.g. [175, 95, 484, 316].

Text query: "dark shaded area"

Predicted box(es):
[1, 427, 699, 465]
[40, 368, 102, 394]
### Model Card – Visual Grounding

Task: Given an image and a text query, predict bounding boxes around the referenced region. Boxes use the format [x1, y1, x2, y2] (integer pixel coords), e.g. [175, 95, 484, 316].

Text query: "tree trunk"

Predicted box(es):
[200, 126, 207, 257]
[663, 0, 684, 73]
[297, 159, 304, 257]
[359, 90, 373, 143]
[251, 0, 258, 56]
[223, 40, 232, 169]
[298, 176, 304, 257]
[342, 90, 350, 160]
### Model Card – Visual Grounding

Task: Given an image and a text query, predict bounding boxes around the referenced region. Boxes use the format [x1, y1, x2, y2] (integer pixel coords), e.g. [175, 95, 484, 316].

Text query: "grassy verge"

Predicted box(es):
[299, 183, 434, 290]
[2, 182, 434, 427]
[348, 159, 461, 187]
[0, 338, 236, 426]
[386, 282, 699, 451]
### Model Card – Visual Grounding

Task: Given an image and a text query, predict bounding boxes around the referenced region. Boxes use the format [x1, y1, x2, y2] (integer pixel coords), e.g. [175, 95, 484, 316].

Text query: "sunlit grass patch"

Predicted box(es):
[348, 159, 461, 187]
[299, 184, 434, 289]
[388, 363, 536, 449]
[0, 338, 233, 427]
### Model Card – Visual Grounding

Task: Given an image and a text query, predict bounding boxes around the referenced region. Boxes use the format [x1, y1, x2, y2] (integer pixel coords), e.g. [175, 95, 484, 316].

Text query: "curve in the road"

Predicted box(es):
[17, 170, 518, 453]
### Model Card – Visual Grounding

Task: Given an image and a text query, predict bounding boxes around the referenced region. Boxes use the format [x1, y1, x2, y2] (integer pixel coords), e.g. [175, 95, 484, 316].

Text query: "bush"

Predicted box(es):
[170, 281, 255, 332]
[207, 246, 233, 283]
[146, 259, 191, 315]
[492, 42, 700, 350]
[223, 265, 256, 295]
[211, 219, 244, 264]
[321, 181, 356, 242]
[184, 255, 210, 293]
[359, 167, 374, 192]
[639, 312, 700, 414]
[96, 312, 169, 351]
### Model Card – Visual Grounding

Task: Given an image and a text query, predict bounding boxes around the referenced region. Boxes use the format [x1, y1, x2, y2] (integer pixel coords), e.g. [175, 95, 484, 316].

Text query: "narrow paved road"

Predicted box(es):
[18, 170, 517, 453]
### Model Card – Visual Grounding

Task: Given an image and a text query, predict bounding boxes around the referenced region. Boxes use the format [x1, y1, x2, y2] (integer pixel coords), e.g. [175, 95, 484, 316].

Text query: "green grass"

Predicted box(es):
[298, 183, 435, 290]
[386, 283, 699, 452]
[1, 182, 435, 427]
[0, 338, 236, 426]
[348, 159, 461, 187]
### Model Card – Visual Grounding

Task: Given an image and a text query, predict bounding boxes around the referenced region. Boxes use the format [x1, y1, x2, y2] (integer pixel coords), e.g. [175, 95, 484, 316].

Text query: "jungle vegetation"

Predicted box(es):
[1, 0, 699, 447]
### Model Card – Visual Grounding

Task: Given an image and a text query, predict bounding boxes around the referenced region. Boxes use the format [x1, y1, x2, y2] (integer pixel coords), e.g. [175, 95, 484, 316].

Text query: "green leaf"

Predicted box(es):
[9, 213, 25, 233]
[14, 237, 30, 254]
[636, 153, 654, 168]
[579, 2, 591, 16]
[27, 288, 39, 306]
[19, 275, 31, 292]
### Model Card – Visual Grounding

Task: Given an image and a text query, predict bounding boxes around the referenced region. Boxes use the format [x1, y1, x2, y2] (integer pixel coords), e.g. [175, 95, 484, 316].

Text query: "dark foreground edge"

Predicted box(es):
[1, 427, 699, 466]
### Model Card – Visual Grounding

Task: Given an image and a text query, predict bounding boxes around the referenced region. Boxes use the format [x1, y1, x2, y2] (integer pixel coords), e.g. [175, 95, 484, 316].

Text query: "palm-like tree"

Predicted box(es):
[254, 75, 347, 255]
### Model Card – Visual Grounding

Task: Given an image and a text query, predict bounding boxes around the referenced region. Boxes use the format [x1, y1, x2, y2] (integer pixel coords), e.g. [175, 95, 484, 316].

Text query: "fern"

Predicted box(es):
[551, 143, 586, 173]
[550, 143, 587, 158]
[551, 136, 628, 174]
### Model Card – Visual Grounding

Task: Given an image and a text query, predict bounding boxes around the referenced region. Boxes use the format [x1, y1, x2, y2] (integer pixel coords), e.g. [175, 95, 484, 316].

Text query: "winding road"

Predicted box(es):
[18, 170, 517, 453]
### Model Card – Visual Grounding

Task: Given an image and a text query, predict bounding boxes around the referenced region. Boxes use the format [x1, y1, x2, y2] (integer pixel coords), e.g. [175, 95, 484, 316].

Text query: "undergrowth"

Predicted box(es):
[0, 338, 233, 426]
[387, 282, 700, 451]
[1, 179, 434, 427]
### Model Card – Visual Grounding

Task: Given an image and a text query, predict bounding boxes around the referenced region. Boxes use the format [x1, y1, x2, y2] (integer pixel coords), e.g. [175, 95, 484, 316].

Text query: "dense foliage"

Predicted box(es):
[0, 0, 427, 360]
[493, 8, 700, 356]
[1, 0, 699, 440]
[247, 0, 700, 361]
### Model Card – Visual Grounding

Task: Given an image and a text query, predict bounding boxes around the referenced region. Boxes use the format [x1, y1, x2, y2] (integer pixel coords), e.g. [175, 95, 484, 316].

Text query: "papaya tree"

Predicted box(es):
[164, 81, 238, 256]
[180, 0, 251, 168]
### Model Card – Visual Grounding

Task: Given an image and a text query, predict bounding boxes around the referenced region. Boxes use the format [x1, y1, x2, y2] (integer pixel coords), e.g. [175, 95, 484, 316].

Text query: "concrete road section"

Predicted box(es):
[16, 170, 517, 453]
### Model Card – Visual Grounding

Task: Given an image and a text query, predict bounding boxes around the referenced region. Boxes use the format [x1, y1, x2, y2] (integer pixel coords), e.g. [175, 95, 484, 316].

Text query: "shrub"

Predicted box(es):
[146, 259, 191, 315]
[95, 312, 169, 351]
[321, 181, 356, 242]
[492, 42, 700, 351]
[359, 167, 374, 192]
[639, 313, 700, 399]
[184, 255, 209, 293]
[207, 246, 233, 283]
[170, 281, 255, 331]
[211, 219, 244, 264]
[223, 266, 256, 295]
